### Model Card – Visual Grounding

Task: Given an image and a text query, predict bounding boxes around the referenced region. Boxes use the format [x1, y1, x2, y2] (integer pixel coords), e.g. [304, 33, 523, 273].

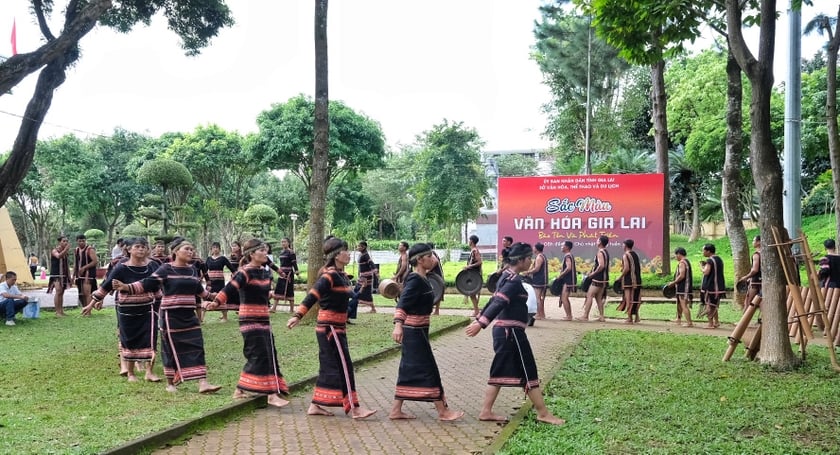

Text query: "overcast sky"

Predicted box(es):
[0, 1, 835, 155]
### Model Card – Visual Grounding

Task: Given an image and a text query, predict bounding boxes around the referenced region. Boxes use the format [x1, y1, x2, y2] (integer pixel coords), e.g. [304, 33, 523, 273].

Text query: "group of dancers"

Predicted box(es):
[71, 234, 563, 425]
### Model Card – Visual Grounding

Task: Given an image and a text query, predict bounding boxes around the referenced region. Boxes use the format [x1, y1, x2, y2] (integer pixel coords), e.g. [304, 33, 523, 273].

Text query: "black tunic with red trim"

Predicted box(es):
[295, 266, 360, 412]
[205, 255, 233, 293]
[393, 272, 446, 402]
[217, 264, 288, 396]
[476, 270, 540, 391]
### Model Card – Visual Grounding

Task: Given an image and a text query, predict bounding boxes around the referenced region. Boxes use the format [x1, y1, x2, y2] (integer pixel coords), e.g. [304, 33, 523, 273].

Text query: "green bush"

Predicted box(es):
[803, 181, 835, 216]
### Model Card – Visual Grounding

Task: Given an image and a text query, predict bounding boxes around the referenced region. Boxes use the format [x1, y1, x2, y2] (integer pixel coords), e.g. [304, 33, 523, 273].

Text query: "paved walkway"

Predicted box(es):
[146, 295, 729, 455]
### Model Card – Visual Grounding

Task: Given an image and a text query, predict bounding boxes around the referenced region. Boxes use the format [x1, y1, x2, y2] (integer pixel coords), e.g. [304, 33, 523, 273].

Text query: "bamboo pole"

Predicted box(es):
[724, 295, 761, 361]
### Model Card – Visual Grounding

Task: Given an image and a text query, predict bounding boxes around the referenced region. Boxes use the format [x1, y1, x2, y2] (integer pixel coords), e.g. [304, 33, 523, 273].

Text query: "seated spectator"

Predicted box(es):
[1, 271, 30, 326]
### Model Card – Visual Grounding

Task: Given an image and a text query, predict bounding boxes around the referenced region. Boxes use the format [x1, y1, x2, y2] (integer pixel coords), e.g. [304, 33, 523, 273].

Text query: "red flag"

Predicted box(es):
[11, 18, 17, 56]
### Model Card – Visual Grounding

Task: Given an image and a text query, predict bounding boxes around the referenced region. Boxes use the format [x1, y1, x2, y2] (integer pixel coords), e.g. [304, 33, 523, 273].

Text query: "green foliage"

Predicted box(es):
[243, 204, 278, 226]
[254, 94, 386, 190]
[802, 181, 835, 216]
[83, 228, 105, 242]
[136, 159, 193, 189]
[414, 120, 488, 240]
[496, 154, 538, 177]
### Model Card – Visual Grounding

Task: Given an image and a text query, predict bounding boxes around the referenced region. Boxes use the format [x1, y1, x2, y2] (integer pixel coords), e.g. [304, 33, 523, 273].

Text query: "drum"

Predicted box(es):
[580, 274, 592, 293]
[486, 270, 502, 293]
[455, 269, 482, 296]
[428, 273, 445, 303]
[736, 280, 748, 293]
[662, 283, 677, 299]
[378, 278, 401, 300]
[549, 277, 563, 296]
[612, 279, 623, 296]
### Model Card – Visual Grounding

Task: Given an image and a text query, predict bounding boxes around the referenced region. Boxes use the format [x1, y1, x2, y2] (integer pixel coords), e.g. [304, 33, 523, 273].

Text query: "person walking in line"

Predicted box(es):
[736, 236, 762, 312]
[668, 247, 694, 327]
[74, 234, 99, 311]
[205, 242, 234, 322]
[393, 241, 410, 285]
[526, 242, 548, 320]
[205, 238, 290, 408]
[578, 235, 610, 322]
[619, 239, 643, 324]
[49, 235, 71, 317]
[112, 237, 221, 394]
[271, 237, 300, 313]
[465, 242, 565, 425]
[389, 243, 464, 422]
[85, 237, 162, 382]
[462, 235, 483, 317]
[29, 253, 38, 280]
[701, 243, 726, 329]
[286, 237, 377, 419]
[354, 241, 377, 314]
[555, 241, 576, 321]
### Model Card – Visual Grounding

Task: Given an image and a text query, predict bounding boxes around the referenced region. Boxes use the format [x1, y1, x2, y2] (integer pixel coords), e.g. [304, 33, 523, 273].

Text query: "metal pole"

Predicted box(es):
[783, 1, 802, 243]
[584, 14, 592, 175]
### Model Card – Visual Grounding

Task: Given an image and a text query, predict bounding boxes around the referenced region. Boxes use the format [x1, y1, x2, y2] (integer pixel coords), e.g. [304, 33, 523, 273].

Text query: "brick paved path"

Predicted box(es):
[150, 293, 728, 455]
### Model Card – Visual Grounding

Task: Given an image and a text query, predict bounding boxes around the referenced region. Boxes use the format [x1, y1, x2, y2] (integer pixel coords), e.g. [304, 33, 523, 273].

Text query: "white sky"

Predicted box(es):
[0, 0, 553, 153]
[0, 1, 835, 154]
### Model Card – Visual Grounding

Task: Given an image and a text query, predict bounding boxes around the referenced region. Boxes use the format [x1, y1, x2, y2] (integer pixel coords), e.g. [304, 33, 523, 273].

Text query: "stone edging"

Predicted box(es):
[103, 318, 472, 455]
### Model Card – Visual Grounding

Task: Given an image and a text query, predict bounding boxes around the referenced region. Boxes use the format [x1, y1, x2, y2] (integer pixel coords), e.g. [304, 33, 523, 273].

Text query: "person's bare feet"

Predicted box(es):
[438, 409, 464, 421]
[561, 316, 573, 321]
[307, 404, 334, 416]
[233, 388, 253, 399]
[145, 372, 161, 382]
[574, 317, 589, 322]
[624, 319, 634, 324]
[478, 413, 509, 422]
[267, 394, 290, 408]
[350, 407, 377, 420]
[597, 317, 605, 322]
[536, 414, 566, 425]
[55, 312, 66, 318]
[166, 384, 178, 393]
[199, 383, 222, 394]
[685, 323, 694, 328]
[388, 410, 416, 420]
[127, 374, 138, 382]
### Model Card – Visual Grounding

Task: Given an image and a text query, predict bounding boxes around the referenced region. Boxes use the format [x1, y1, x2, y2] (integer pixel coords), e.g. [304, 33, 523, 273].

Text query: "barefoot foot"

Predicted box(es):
[350, 407, 377, 420]
[438, 410, 465, 421]
[478, 413, 509, 422]
[537, 414, 566, 426]
[267, 394, 290, 408]
[307, 404, 334, 416]
[165, 384, 178, 393]
[145, 373, 161, 382]
[199, 384, 222, 394]
[127, 374, 138, 382]
[388, 411, 416, 420]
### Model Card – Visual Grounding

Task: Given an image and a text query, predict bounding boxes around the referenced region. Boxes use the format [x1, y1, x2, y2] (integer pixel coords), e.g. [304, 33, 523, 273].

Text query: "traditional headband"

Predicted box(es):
[409, 247, 433, 263]
[507, 245, 532, 261]
[243, 243, 266, 256]
[325, 243, 346, 262]
[170, 238, 190, 252]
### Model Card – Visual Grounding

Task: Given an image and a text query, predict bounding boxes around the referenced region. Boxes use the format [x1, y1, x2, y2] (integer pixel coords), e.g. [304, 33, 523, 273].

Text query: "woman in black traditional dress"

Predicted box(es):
[465, 242, 565, 425]
[85, 237, 162, 382]
[205, 238, 289, 408]
[113, 238, 221, 394]
[286, 237, 377, 419]
[271, 237, 299, 313]
[205, 241, 234, 322]
[389, 243, 463, 421]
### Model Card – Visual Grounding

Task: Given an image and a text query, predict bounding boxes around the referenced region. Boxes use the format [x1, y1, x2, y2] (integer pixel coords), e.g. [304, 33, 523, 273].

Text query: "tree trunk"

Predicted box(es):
[308, 0, 330, 292]
[727, 0, 797, 369]
[826, 7, 840, 240]
[650, 62, 671, 276]
[0, 0, 112, 207]
[689, 183, 700, 242]
[723, 49, 749, 307]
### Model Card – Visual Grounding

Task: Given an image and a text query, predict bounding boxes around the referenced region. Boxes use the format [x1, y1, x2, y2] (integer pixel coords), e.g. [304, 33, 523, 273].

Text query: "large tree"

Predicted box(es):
[311, 0, 330, 285]
[0, 0, 233, 208]
[575, 0, 709, 275]
[414, 120, 488, 244]
[726, 0, 797, 369]
[804, 8, 840, 240]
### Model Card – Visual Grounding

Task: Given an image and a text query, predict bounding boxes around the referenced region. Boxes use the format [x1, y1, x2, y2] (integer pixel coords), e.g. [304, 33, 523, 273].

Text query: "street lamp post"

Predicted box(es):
[289, 213, 298, 246]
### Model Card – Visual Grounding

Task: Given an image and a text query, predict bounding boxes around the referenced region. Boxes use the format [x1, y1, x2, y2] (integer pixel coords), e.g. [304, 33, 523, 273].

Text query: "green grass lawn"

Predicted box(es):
[500, 330, 840, 454]
[0, 309, 466, 454]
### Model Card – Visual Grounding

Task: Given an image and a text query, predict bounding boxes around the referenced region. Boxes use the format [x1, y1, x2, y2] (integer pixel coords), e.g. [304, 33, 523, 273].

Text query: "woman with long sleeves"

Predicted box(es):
[389, 242, 463, 421]
[465, 242, 565, 425]
[205, 238, 289, 408]
[286, 237, 377, 419]
[205, 241, 234, 322]
[113, 237, 221, 394]
[271, 237, 299, 313]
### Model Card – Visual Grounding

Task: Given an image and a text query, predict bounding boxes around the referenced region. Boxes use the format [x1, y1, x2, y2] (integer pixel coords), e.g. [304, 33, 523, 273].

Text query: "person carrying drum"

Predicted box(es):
[578, 235, 610, 322]
[462, 235, 483, 317]
[736, 236, 761, 313]
[667, 247, 693, 327]
[554, 241, 576, 321]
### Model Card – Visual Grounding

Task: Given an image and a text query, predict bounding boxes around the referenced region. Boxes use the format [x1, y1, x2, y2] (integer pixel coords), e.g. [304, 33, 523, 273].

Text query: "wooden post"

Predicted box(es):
[724, 295, 761, 361]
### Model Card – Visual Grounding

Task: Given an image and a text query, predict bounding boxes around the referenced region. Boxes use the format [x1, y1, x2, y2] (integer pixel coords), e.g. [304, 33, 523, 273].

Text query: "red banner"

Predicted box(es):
[497, 174, 664, 274]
